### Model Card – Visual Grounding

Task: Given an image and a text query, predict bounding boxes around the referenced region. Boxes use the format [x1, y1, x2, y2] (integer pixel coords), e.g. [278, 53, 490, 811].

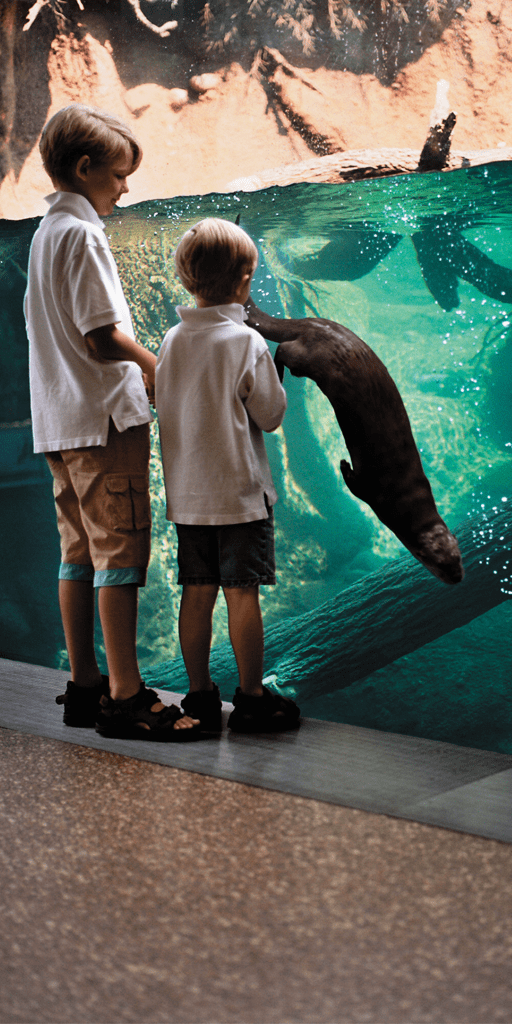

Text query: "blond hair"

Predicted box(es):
[39, 104, 142, 186]
[175, 218, 258, 303]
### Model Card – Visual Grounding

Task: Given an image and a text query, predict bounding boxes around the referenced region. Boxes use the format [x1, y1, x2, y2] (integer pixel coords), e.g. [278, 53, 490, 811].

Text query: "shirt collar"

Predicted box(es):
[176, 303, 248, 327]
[44, 191, 105, 230]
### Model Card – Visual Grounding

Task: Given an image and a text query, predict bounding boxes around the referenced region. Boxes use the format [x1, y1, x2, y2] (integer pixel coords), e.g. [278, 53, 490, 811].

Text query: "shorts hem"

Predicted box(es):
[178, 576, 276, 587]
[59, 563, 94, 582]
[178, 575, 219, 586]
[222, 577, 276, 588]
[94, 567, 147, 588]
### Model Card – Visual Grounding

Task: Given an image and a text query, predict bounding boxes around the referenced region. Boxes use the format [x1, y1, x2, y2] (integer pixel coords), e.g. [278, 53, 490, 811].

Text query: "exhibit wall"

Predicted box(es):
[1, 0, 511, 752]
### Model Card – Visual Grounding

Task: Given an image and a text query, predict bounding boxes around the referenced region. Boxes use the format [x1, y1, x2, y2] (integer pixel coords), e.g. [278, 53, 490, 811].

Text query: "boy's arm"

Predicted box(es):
[85, 323, 157, 385]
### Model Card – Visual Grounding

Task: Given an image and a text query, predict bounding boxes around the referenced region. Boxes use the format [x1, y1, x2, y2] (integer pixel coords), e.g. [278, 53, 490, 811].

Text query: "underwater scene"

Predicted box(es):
[1, 161, 511, 752]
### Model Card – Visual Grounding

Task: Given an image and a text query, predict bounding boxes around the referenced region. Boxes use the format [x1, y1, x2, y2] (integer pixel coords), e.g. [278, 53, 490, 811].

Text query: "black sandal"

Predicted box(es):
[227, 685, 301, 734]
[56, 676, 110, 728]
[181, 684, 223, 734]
[95, 684, 202, 741]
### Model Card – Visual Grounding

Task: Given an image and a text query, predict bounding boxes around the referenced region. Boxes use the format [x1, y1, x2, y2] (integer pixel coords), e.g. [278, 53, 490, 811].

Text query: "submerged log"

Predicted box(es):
[223, 145, 512, 191]
[148, 506, 512, 702]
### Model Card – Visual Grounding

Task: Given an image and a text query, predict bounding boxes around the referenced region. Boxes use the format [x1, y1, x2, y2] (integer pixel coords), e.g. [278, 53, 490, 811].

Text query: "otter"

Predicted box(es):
[245, 297, 464, 585]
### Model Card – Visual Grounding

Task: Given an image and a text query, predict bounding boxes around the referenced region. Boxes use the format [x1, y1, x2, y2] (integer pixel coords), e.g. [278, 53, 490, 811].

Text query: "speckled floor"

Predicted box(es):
[1, 660, 512, 1023]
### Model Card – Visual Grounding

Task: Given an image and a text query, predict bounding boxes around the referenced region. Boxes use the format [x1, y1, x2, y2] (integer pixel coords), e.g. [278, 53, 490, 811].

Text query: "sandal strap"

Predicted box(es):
[181, 685, 221, 715]
[232, 685, 300, 719]
[228, 685, 300, 733]
[132, 702, 184, 730]
[107, 687, 183, 727]
[56, 676, 109, 707]
[141, 684, 161, 705]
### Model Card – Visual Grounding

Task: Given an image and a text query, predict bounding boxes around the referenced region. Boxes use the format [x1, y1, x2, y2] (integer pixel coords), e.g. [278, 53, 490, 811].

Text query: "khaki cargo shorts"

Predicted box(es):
[45, 420, 151, 587]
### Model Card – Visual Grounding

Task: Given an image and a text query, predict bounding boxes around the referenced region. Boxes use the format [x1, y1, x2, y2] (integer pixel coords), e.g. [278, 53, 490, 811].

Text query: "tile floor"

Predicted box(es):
[1, 658, 512, 1024]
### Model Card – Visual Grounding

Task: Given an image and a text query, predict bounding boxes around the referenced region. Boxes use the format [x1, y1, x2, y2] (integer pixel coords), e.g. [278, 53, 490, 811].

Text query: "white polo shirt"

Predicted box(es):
[25, 192, 152, 452]
[155, 303, 287, 525]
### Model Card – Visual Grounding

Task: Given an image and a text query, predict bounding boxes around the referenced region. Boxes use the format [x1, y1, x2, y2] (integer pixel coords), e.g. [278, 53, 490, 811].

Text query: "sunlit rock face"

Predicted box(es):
[1, 162, 511, 750]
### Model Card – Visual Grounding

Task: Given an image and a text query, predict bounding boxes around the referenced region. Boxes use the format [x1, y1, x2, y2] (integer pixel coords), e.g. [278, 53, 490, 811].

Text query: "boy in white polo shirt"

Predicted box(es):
[25, 103, 200, 741]
[156, 218, 301, 732]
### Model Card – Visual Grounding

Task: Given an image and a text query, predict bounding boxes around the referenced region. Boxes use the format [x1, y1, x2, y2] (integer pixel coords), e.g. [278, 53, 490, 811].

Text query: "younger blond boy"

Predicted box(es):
[25, 103, 199, 740]
[156, 218, 301, 732]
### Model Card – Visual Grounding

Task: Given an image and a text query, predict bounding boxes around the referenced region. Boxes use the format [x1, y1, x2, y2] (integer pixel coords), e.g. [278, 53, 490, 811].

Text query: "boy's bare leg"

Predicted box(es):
[59, 579, 102, 687]
[223, 586, 264, 696]
[97, 584, 141, 699]
[179, 584, 219, 692]
[98, 583, 197, 729]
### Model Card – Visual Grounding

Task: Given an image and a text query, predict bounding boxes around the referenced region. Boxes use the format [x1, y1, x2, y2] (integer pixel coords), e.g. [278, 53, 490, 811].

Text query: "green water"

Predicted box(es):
[1, 162, 511, 750]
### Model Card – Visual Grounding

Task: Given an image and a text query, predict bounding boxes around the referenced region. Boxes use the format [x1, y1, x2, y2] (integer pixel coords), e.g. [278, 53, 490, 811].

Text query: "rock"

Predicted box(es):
[189, 73, 221, 95]
[168, 88, 188, 111]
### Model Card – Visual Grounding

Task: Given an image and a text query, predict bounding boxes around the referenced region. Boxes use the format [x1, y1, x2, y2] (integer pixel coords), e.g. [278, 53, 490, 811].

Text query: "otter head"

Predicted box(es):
[410, 523, 464, 585]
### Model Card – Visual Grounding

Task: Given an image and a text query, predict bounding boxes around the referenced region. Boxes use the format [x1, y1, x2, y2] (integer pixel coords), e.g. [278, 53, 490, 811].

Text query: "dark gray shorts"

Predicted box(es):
[175, 508, 276, 588]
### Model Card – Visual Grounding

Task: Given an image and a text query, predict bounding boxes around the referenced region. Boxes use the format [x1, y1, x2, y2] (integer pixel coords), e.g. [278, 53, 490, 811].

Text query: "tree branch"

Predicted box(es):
[23, 0, 175, 36]
[23, 0, 51, 32]
[23, 0, 84, 32]
[125, 0, 178, 37]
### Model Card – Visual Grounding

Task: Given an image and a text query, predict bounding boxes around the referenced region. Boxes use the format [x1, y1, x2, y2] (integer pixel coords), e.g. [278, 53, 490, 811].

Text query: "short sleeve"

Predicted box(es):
[61, 238, 126, 336]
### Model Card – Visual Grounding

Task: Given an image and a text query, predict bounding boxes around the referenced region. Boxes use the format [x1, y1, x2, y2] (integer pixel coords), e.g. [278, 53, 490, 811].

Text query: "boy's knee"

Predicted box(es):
[223, 584, 260, 608]
[182, 583, 218, 607]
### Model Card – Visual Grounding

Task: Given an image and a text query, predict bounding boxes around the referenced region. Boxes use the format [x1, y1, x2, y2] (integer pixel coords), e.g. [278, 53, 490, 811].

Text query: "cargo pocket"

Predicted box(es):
[105, 474, 151, 532]
[129, 475, 151, 530]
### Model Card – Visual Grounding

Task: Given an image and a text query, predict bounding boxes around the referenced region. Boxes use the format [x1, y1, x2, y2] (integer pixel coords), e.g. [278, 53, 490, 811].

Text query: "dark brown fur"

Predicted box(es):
[245, 298, 464, 584]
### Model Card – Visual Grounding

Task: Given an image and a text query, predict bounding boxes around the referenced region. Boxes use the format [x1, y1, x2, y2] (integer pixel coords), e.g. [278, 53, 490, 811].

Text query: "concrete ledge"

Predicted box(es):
[2, 657, 512, 843]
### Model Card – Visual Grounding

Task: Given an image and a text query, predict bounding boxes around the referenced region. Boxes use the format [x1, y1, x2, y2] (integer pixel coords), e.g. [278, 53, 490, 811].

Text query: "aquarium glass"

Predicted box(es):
[1, 161, 511, 752]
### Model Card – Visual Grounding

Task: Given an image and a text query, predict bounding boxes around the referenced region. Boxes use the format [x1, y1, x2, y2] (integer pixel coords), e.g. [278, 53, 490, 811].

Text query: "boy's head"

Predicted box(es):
[40, 104, 142, 215]
[175, 218, 259, 305]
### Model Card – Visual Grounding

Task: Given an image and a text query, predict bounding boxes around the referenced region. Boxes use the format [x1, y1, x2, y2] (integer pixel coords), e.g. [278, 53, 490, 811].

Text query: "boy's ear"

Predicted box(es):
[75, 154, 91, 181]
[236, 270, 252, 294]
